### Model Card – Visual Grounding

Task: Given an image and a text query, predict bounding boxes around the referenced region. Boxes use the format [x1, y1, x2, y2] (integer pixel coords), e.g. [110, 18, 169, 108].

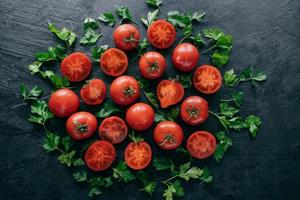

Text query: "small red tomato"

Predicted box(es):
[153, 121, 184, 150]
[100, 48, 128, 77]
[113, 24, 140, 51]
[99, 116, 128, 144]
[139, 51, 166, 79]
[172, 43, 200, 72]
[80, 79, 106, 105]
[125, 103, 154, 131]
[110, 76, 140, 106]
[157, 79, 184, 108]
[48, 88, 80, 117]
[186, 131, 216, 159]
[193, 65, 222, 94]
[85, 140, 116, 171]
[180, 96, 209, 125]
[125, 141, 152, 170]
[66, 112, 97, 140]
[61, 52, 92, 82]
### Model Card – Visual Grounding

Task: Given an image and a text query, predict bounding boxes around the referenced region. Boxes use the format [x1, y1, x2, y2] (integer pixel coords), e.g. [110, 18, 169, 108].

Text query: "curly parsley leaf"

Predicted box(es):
[113, 161, 136, 182]
[73, 171, 88, 182]
[95, 102, 122, 118]
[48, 22, 76, 47]
[116, 6, 136, 24]
[83, 17, 99, 30]
[166, 107, 180, 121]
[98, 12, 116, 27]
[35, 45, 66, 62]
[141, 9, 159, 27]
[136, 171, 156, 196]
[146, 0, 162, 10]
[224, 69, 239, 86]
[28, 61, 43, 75]
[28, 100, 54, 126]
[19, 84, 43, 102]
[91, 45, 109, 62]
[214, 131, 232, 162]
[153, 157, 174, 171]
[43, 132, 60, 153]
[80, 28, 102, 46]
[57, 150, 76, 167]
[245, 115, 261, 138]
[143, 91, 159, 109]
[163, 180, 184, 200]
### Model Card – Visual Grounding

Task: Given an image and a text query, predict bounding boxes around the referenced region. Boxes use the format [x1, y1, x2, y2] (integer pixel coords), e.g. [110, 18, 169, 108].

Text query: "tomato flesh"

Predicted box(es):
[100, 48, 128, 77]
[125, 141, 152, 170]
[157, 80, 184, 108]
[80, 79, 106, 105]
[99, 116, 128, 144]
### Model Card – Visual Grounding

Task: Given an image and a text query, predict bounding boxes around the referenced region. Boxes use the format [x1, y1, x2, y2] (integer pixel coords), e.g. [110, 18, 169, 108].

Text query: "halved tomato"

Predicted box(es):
[147, 19, 176, 49]
[61, 52, 92, 82]
[100, 48, 128, 77]
[84, 140, 116, 171]
[99, 116, 128, 144]
[193, 65, 222, 94]
[157, 79, 184, 108]
[186, 131, 216, 159]
[80, 79, 106, 105]
[125, 141, 152, 170]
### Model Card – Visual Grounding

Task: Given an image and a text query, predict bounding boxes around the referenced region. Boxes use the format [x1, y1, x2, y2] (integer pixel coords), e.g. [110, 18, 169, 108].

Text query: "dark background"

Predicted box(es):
[1, 0, 300, 199]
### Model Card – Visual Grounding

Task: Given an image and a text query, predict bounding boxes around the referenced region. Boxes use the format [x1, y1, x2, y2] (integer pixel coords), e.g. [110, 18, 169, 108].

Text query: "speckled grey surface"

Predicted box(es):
[0, 0, 300, 199]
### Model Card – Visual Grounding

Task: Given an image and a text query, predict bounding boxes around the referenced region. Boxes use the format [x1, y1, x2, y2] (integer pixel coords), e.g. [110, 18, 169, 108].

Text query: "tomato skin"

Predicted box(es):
[139, 51, 166, 79]
[125, 141, 152, 170]
[193, 65, 222, 94]
[147, 19, 176, 49]
[80, 79, 106, 105]
[110, 76, 140, 106]
[186, 131, 216, 159]
[66, 112, 97, 140]
[157, 80, 184, 108]
[48, 88, 80, 117]
[100, 48, 128, 77]
[61, 52, 92, 82]
[125, 103, 155, 131]
[84, 140, 116, 171]
[172, 43, 200, 72]
[99, 116, 128, 144]
[180, 96, 209, 125]
[153, 121, 183, 150]
[113, 24, 140, 51]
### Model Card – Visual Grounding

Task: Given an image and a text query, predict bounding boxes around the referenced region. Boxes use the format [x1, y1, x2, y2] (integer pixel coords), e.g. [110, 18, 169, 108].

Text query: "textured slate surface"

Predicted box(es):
[0, 0, 300, 199]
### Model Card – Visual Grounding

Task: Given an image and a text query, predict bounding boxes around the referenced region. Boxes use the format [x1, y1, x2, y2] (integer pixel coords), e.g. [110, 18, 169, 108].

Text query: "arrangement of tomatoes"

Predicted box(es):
[48, 20, 224, 172]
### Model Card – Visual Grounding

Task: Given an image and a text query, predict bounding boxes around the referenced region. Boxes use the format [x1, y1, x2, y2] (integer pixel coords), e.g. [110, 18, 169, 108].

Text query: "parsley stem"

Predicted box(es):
[178, 33, 191, 44]
[201, 44, 216, 54]
[55, 147, 66, 154]
[161, 175, 178, 184]
[209, 110, 219, 118]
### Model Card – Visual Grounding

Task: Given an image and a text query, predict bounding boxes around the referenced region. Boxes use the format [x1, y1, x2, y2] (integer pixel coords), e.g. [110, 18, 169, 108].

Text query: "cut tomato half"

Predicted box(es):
[124, 141, 152, 170]
[157, 79, 184, 108]
[80, 79, 106, 105]
[99, 116, 128, 144]
[100, 48, 128, 77]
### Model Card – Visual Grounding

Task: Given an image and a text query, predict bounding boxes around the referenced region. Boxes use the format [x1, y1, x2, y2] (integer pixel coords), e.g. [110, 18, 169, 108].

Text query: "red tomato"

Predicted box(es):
[84, 140, 116, 171]
[66, 112, 97, 140]
[80, 79, 106, 105]
[110, 76, 140, 106]
[125, 103, 154, 131]
[113, 24, 140, 51]
[147, 19, 176, 49]
[139, 51, 166, 79]
[100, 48, 128, 77]
[180, 96, 209, 125]
[186, 131, 216, 159]
[61, 52, 92, 82]
[193, 65, 222, 94]
[125, 141, 152, 170]
[48, 88, 80, 117]
[99, 116, 128, 144]
[172, 43, 200, 72]
[153, 121, 183, 150]
[157, 80, 184, 108]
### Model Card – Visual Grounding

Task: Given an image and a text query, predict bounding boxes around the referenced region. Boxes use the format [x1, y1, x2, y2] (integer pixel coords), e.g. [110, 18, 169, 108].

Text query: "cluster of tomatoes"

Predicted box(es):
[48, 19, 223, 171]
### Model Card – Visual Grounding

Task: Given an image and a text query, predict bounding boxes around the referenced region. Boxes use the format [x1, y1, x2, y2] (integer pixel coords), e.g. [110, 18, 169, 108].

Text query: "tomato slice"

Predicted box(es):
[157, 80, 184, 108]
[186, 131, 216, 159]
[99, 116, 128, 144]
[147, 19, 176, 49]
[61, 52, 92, 82]
[100, 48, 128, 77]
[80, 79, 106, 105]
[125, 141, 152, 170]
[84, 140, 116, 171]
[193, 65, 222, 94]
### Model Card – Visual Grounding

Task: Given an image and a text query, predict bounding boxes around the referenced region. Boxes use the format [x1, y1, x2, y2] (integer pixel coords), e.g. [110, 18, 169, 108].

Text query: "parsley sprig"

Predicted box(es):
[48, 22, 76, 47]
[224, 68, 267, 87]
[136, 170, 157, 196]
[19, 84, 43, 102]
[116, 6, 136, 24]
[98, 12, 116, 26]
[91, 44, 109, 62]
[112, 161, 136, 182]
[145, 0, 163, 11]
[214, 131, 232, 162]
[95, 101, 122, 118]
[80, 17, 102, 46]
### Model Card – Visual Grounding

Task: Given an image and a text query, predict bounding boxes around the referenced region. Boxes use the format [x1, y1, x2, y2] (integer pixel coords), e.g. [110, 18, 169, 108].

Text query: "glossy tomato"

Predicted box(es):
[110, 76, 140, 106]
[61, 52, 92, 82]
[157, 79, 184, 108]
[153, 121, 183, 150]
[172, 43, 200, 72]
[100, 48, 128, 77]
[193, 65, 222, 94]
[80, 79, 106, 105]
[66, 112, 97, 140]
[99, 116, 128, 144]
[147, 19, 176, 49]
[139, 51, 166, 79]
[48, 88, 80, 117]
[180, 96, 209, 125]
[125, 141, 152, 170]
[186, 131, 216, 159]
[84, 140, 116, 171]
[113, 24, 140, 51]
[125, 102, 154, 131]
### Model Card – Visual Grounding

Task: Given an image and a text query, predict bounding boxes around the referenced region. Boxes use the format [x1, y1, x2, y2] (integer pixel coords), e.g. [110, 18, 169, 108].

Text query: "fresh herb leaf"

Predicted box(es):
[138, 77, 150, 90]
[166, 107, 180, 121]
[188, 11, 206, 22]
[167, 11, 190, 28]
[163, 184, 176, 200]
[189, 32, 205, 47]
[146, 0, 162, 10]
[245, 115, 261, 138]
[153, 157, 174, 171]
[214, 131, 232, 162]
[240, 67, 267, 86]
[48, 22, 76, 46]
[42, 71, 70, 88]
[163, 180, 184, 200]
[199, 167, 213, 183]
[227, 116, 246, 130]
[88, 176, 113, 197]
[183, 23, 192, 37]
[95, 102, 122, 118]
[91, 45, 109, 62]
[231, 91, 244, 107]
[143, 91, 159, 109]
[154, 112, 168, 122]
[112, 161, 136, 182]
[141, 9, 159, 27]
[98, 12, 116, 26]
[73, 171, 88, 182]
[128, 130, 144, 143]
[178, 74, 192, 89]
[35, 45, 66, 62]
[80, 28, 102, 46]
[116, 6, 135, 24]
[215, 34, 233, 50]
[61, 135, 75, 152]
[28, 61, 42, 75]
[43, 132, 60, 153]
[219, 102, 239, 117]
[211, 50, 230, 67]
[136, 171, 156, 196]
[57, 150, 76, 167]
[202, 28, 223, 40]
[19, 84, 43, 102]
[73, 158, 85, 166]
[83, 17, 99, 30]
[173, 180, 185, 197]
[224, 69, 239, 86]
[28, 100, 54, 126]
[178, 162, 204, 181]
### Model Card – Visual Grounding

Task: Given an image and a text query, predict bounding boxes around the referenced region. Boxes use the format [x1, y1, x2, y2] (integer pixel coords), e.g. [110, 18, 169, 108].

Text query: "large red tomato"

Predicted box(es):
[125, 103, 154, 131]
[139, 51, 166, 79]
[80, 79, 106, 105]
[113, 24, 140, 51]
[172, 43, 200, 72]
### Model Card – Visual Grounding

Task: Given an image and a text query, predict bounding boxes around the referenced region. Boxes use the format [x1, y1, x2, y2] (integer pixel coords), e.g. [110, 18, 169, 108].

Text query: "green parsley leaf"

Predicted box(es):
[80, 28, 102, 46]
[98, 12, 116, 26]
[183, 23, 192, 37]
[188, 11, 206, 22]
[219, 102, 239, 117]
[231, 91, 244, 107]
[128, 130, 144, 143]
[178, 162, 204, 181]
[95, 102, 122, 118]
[61, 135, 75, 152]
[136, 171, 156, 196]
[42, 70, 70, 88]
[48, 22, 76, 46]
[88, 176, 113, 197]
[137, 37, 150, 56]
[91, 45, 109, 62]
[189, 32, 205, 47]
[173, 180, 185, 197]
[43, 132, 60, 153]
[73, 158, 85, 166]
[73, 171, 88, 182]
[112, 161, 136, 182]
[245, 115, 261, 138]
[154, 112, 168, 122]
[146, 0, 162, 9]
[141, 9, 159, 27]
[240, 67, 267, 86]
[116, 6, 135, 24]
[214, 131, 232, 162]
[19, 84, 43, 102]
[178, 74, 192, 89]
[228, 116, 246, 131]
[142, 181, 157, 196]
[224, 69, 239, 87]
[57, 150, 76, 167]
[143, 91, 159, 109]
[28, 61, 42, 75]
[35, 45, 66, 62]
[83, 17, 99, 30]
[166, 107, 180, 121]
[163, 184, 176, 200]
[211, 50, 230, 67]
[88, 187, 102, 197]
[215, 34, 233, 50]
[202, 28, 224, 40]
[28, 100, 54, 126]
[199, 167, 213, 183]
[153, 157, 174, 171]
[167, 10, 190, 28]
[138, 77, 150, 90]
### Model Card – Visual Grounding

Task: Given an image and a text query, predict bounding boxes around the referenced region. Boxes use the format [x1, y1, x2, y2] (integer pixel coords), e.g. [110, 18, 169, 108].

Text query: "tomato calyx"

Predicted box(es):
[123, 33, 138, 45]
[123, 86, 135, 97]
[186, 105, 200, 119]
[146, 61, 159, 72]
[72, 121, 88, 134]
[159, 134, 177, 146]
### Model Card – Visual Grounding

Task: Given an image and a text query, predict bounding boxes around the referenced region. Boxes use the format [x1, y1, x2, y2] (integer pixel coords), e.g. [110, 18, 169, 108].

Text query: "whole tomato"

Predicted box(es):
[139, 51, 166, 79]
[113, 24, 140, 51]
[172, 43, 199, 72]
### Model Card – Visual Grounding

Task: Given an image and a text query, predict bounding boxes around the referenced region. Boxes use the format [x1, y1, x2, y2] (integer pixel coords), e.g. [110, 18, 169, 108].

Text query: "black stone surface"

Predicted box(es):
[0, 0, 300, 199]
